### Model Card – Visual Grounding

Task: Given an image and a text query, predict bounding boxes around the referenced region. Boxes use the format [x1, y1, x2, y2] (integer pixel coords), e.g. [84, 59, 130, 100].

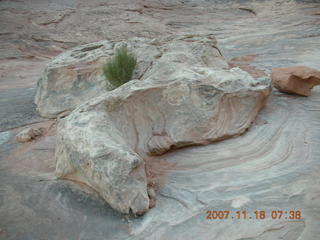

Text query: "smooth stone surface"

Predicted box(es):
[0, 88, 43, 132]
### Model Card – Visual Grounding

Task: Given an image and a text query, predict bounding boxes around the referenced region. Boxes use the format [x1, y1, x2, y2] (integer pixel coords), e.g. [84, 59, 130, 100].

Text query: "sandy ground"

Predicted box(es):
[0, 0, 320, 239]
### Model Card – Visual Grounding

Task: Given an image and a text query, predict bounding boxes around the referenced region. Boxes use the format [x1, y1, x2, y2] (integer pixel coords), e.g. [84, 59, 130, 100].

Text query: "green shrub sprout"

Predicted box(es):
[103, 47, 137, 88]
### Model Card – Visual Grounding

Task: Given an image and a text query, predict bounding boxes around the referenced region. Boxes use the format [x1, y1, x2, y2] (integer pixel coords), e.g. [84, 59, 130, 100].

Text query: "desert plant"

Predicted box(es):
[103, 47, 137, 88]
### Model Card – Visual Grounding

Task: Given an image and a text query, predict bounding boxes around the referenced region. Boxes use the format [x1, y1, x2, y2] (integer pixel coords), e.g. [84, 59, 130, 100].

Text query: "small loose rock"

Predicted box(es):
[271, 66, 320, 96]
[16, 127, 44, 143]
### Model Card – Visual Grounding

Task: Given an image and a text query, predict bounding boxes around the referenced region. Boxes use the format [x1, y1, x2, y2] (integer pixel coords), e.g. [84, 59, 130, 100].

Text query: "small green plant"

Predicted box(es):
[103, 47, 137, 88]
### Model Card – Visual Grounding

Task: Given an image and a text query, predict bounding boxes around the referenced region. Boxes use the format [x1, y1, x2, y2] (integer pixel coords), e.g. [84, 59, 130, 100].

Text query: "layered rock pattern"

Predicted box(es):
[130, 88, 320, 239]
[55, 35, 271, 214]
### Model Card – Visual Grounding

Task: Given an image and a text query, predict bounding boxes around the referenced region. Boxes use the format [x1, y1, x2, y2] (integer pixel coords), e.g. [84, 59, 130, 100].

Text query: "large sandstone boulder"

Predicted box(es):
[35, 34, 227, 118]
[55, 35, 271, 214]
[271, 66, 320, 96]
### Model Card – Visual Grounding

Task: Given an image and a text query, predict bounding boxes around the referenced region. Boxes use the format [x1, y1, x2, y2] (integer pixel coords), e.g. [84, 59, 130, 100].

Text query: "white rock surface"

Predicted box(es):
[55, 36, 271, 214]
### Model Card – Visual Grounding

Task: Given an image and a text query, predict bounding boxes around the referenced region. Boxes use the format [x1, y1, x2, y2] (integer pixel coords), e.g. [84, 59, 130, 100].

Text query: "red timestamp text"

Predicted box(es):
[206, 210, 302, 220]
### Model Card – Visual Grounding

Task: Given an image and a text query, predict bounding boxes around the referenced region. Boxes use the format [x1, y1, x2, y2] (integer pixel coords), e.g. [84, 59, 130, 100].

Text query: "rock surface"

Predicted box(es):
[55, 38, 271, 214]
[1, 0, 320, 239]
[16, 127, 43, 143]
[34, 37, 168, 118]
[34, 41, 113, 118]
[271, 66, 320, 96]
[35, 34, 227, 118]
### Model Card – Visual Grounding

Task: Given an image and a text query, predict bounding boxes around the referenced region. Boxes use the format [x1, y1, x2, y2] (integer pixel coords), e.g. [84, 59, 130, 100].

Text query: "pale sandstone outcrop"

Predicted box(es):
[35, 34, 226, 118]
[35, 39, 161, 118]
[271, 66, 320, 96]
[55, 35, 271, 214]
[35, 41, 112, 118]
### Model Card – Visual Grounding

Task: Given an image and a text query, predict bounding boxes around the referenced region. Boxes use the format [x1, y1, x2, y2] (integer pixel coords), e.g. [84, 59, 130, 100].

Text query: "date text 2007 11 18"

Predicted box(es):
[206, 210, 301, 220]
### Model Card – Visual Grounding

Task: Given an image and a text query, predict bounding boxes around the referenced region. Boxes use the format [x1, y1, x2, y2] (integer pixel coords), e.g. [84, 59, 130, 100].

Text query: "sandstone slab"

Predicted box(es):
[271, 66, 320, 96]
